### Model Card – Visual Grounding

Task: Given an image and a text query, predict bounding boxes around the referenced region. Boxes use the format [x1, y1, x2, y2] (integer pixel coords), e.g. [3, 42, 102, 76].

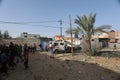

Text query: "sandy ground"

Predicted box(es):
[1, 51, 120, 80]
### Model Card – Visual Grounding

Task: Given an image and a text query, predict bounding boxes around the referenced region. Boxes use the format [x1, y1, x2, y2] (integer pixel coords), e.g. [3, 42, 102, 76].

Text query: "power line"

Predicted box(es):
[0, 20, 59, 24]
[22, 20, 59, 23]
[62, 21, 77, 28]
[0, 21, 27, 25]
[0, 20, 61, 29]
[28, 24, 59, 28]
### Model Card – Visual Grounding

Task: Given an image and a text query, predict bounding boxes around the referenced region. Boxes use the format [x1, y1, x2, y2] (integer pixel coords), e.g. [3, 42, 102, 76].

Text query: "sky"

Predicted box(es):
[0, 0, 120, 38]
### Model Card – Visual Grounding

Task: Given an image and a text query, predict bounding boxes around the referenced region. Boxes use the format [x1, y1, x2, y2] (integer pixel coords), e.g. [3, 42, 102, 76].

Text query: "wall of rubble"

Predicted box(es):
[0, 38, 41, 50]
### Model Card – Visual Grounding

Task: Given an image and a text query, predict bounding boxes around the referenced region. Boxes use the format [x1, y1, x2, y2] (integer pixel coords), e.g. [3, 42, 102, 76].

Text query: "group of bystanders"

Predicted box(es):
[0, 42, 36, 75]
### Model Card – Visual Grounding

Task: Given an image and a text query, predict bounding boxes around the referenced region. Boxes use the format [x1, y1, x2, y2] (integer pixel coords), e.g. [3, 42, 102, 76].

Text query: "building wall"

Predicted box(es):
[54, 35, 64, 41]
[21, 32, 40, 39]
[2, 38, 41, 50]
[108, 43, 120, 49]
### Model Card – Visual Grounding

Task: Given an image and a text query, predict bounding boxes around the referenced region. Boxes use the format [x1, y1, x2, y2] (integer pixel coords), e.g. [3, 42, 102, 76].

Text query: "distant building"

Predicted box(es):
[54, 35, 64, 41]
[109, 30, 117, 43]
[91, 30, 120, 49]
[20, 32, 40, 39]
[92, 30, 120, 43]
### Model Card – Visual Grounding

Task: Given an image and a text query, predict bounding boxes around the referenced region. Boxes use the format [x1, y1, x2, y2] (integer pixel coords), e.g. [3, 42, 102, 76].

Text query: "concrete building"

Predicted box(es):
[0, 32, 52, 51]
[21, 32, 40, 39]
[92, 30, 120, 49]
[2, 38, 41, 50]
[54, 35, 64, 41]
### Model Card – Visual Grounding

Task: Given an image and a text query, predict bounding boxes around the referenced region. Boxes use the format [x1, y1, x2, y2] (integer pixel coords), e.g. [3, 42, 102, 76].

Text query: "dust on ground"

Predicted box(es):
[2, 51, 120, 80]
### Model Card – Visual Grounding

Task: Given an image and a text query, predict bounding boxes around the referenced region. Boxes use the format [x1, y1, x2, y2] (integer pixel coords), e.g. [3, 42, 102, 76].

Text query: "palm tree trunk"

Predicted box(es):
[86, 39, 92, 56]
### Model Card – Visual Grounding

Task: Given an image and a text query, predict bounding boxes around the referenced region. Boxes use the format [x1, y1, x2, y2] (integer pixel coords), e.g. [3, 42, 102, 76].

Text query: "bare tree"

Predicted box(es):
[3, 30, 10, 39]
[0, 30, 2, 38]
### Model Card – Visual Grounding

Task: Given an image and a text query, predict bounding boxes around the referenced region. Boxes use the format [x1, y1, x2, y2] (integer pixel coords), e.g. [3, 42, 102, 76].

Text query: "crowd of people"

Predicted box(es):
[0, 42, 36, 75]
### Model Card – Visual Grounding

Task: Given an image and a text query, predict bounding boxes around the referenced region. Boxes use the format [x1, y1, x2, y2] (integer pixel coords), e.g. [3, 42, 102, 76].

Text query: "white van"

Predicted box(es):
[53, 40, 73, 53]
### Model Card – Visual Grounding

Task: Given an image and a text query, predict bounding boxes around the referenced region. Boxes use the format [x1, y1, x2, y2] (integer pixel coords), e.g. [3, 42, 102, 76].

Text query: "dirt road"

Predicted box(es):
[2, 52, 120, 80]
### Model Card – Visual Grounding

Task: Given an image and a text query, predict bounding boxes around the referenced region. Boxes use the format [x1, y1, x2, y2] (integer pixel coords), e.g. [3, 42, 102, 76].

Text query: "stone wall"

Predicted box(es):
[1, 38, 41, 50]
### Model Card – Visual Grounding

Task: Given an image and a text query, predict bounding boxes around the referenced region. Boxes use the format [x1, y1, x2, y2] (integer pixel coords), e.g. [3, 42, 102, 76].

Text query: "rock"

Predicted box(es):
[101, 76, 105, 80]
[82, 58, 87, 62]
[99, 63, 102, 66]
[87, 56, 91, 59]
[115, 66, 120, 73]
[78, 71, 82, 74]
[90, 61, 97, 64]
[65, 59, 70, 64]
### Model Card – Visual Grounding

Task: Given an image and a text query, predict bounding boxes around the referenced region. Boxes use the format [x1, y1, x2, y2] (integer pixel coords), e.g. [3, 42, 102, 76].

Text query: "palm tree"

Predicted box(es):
[66, 28, 79, 38]
[75, 13, 111, 55]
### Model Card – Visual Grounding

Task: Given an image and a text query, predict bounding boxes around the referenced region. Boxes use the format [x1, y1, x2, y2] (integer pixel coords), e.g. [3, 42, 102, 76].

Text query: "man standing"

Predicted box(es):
[23, 43, 29, 69]
[48, 41, 54, 58]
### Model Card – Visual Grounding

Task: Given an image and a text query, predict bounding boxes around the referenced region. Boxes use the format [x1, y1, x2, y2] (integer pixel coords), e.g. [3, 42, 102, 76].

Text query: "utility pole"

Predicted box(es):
[60, 19, 62, 37]
[69, 15, 74, 55]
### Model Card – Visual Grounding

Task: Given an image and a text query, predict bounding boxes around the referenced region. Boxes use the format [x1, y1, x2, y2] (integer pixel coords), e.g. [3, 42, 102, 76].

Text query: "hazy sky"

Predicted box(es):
[0, 0, 120, 38]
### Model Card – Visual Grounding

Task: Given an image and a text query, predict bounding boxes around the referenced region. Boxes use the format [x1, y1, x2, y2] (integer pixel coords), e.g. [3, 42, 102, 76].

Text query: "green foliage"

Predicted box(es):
[94, 51, 120, 58]
[3, 30, 11, 39]
[74, 13, 111, 55]
[65, 13, 111, 55]
[75, 13, 96, 38]
[65, 28, 79, 38]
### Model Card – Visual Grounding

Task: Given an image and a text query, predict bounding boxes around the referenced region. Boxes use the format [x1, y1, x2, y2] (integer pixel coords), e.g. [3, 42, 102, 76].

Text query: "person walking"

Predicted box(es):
[48, 41, 54, 58]
[23, 43, 29, 69]
[9, 42, 16, 69]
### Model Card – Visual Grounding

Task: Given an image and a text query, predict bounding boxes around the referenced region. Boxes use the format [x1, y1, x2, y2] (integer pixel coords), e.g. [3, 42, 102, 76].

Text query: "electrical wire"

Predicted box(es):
[0, 20, 81, 30]
[0, 20, 61, 28]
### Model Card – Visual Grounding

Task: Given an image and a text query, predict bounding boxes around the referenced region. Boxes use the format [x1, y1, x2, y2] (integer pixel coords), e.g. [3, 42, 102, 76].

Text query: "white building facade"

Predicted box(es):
[21, 32, 40, 39]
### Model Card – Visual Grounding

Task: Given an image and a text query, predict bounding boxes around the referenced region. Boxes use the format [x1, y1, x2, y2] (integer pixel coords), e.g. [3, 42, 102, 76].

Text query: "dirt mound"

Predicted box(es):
[3, 52, 120, 80]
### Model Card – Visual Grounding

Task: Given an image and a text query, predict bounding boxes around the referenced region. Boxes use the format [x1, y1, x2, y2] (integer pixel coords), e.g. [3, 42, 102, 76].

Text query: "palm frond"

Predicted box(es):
[65, 27, 79, 35]
[96, 25, 111, 29]
[94, 25, 111, 34]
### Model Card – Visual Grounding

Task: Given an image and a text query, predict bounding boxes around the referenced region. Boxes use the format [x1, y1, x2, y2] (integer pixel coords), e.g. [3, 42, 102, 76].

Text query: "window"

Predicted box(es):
[34, 35, 37, 38]
[24, 36, 27, 38]
[91, 39, 94, 41]
[60, 43, 64, 45]
[54, 43, 58, 46]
